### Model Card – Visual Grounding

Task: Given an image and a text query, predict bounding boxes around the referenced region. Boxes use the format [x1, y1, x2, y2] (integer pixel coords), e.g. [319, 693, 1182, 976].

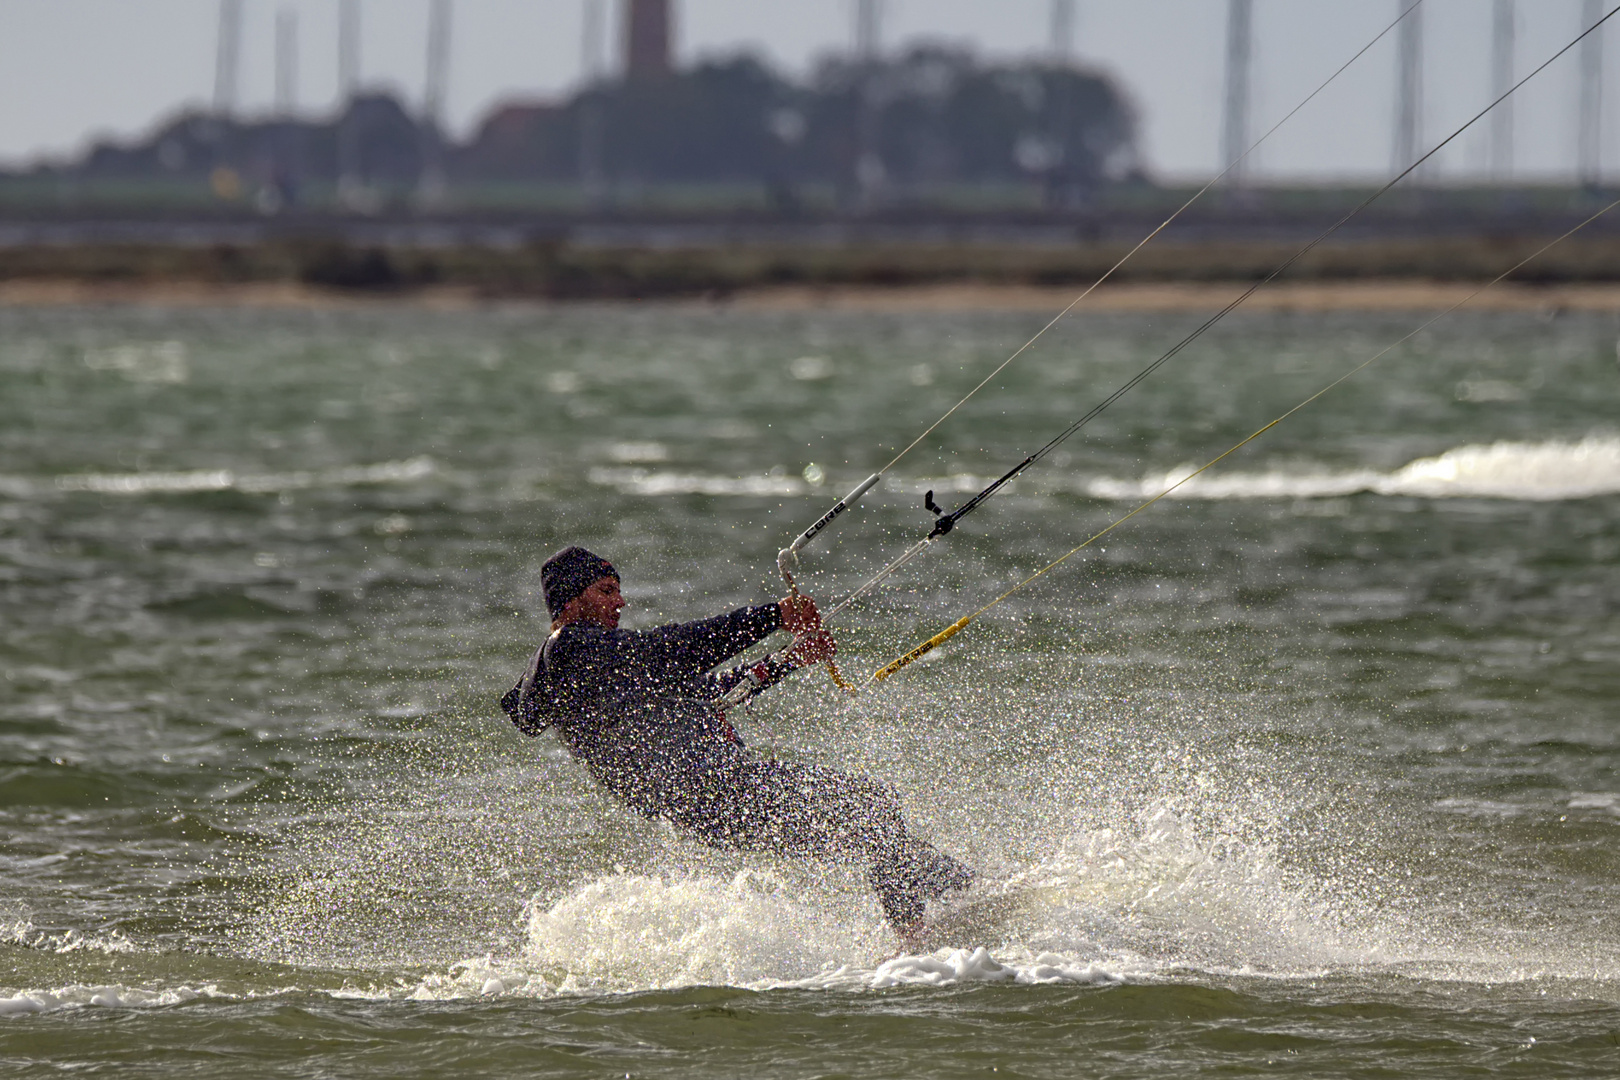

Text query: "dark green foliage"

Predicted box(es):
[46, 49, 1137, 201]
[78, 94, 425, 190]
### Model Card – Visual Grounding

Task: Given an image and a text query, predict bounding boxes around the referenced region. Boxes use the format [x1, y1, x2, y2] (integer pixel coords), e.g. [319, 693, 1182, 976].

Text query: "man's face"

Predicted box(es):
[566, 576, 625, 628]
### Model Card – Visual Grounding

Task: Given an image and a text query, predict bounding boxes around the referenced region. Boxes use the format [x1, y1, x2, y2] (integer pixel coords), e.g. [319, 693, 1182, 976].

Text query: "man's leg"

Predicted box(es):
[667, 758, 974, 932]
[865, 839, 975, 932]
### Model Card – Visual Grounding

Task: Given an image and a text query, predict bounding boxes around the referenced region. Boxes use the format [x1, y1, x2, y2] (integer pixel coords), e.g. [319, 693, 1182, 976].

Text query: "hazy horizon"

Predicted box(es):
[0, 0, 1612, 184]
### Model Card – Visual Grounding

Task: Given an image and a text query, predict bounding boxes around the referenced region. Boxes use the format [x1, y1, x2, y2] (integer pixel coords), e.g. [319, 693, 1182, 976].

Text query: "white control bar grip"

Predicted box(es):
[779, 473, 880, 574]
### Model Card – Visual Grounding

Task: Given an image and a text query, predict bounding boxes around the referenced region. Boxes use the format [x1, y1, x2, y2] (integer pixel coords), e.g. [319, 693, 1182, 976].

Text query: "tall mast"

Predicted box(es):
[275, 7, 298, 116]
[338, 0, 362, 198]
[1393, 0, 1423, 178]
[1049, 0, 1076, 65]
[854, 0, 882, 62]
[1491, 0, 1514, 181]
[1578, 0, 1604, 187]
[579, 0, 607, 200]
[213, 0, 242, 117]
[419, 0, 453, 202]
[1221, 0, 1254, 183]
[424, 0, 452, 129]
[338, 0, 361, 98]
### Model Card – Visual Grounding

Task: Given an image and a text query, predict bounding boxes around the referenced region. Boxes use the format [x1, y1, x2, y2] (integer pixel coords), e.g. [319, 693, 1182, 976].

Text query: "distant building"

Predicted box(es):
[458, 101, 570, 179]
[624, 0, 672, 79]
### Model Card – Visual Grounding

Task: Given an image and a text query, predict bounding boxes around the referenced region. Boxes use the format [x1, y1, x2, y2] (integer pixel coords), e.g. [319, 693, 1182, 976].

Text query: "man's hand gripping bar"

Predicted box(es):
[776, 473, 876, 694]
[716, 474, 877, 711]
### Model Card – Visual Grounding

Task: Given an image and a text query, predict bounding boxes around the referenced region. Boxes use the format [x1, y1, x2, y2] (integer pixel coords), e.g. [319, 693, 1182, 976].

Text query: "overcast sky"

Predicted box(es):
[0, 0, 1612, 181]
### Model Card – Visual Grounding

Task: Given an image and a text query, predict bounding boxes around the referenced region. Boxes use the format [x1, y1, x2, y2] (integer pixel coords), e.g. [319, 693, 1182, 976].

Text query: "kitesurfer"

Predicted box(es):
[501, 545, 973, 937]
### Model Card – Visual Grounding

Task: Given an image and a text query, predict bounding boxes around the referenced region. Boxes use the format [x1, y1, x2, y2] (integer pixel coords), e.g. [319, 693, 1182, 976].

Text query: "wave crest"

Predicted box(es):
[1088, 436, 1620, 502]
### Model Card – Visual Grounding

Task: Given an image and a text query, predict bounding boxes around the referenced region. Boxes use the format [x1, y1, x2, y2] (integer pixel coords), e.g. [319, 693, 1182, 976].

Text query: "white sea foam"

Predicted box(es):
[55, 469, 236, 495]
[582, 437, 1618, 506]
[1086, 436, 1620, 502]
[605, 440, 670, 463]
[13, 799, 1615, 1011]
[4, 921, 137, 956]
[82, 341, 189, 384]
[388, 866, 1131, 1001]
[523, 869, 867, 992]
[38, 456, 435, 497]
[378, 805, 1360, 1003]
[588, 466, 805, 498]
[1, 918, 224, 1014]
[1568, 792, 1619, 814]
[868, 948, 1117, 988]
[0, 984, 218, 1015]
[1433, 797, 1528, 819]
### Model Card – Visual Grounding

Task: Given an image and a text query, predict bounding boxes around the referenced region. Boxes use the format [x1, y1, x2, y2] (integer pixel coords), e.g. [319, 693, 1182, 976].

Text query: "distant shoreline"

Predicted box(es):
[6, 277, 1620, 313]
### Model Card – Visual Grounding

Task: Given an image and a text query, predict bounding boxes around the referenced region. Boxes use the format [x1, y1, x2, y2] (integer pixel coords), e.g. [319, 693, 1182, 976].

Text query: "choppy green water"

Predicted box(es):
[2, 299, 1618, 1077]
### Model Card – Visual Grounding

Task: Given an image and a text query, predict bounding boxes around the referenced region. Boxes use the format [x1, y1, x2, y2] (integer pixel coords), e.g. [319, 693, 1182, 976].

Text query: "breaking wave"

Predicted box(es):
[0, 920, 224, 1016]
[0, 457, 435, 499]
[10, 803, 1619, 1013]
[588, 466, 804, 498]
[490, 806, 1346, 996]
[370, 803, 1618, 1001]
[580, 438, 1619, 506]
[0, 984, 223, 1016]
[1087, 436, 1620, 502]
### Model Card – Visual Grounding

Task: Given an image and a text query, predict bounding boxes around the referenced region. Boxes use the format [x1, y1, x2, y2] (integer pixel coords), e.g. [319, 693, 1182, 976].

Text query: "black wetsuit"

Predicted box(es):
[500, 603, 972, 929]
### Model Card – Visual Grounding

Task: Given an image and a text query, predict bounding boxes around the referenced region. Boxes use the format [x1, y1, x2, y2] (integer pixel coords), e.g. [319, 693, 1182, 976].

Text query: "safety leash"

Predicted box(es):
[763, 474, 880, 695]
[776, 544, 856, 693]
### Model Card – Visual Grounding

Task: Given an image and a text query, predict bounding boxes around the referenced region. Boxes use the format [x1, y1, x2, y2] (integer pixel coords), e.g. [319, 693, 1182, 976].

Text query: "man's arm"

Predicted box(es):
[550, 595, 830, 702]
[699, 620, 837, 702]
[636, 603, 783, 678]
[548, 603, 783, 697]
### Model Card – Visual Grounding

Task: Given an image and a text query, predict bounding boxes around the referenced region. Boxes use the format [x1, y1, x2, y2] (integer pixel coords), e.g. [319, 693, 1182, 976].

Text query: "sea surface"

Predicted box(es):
[1, 298, 1617, 1077]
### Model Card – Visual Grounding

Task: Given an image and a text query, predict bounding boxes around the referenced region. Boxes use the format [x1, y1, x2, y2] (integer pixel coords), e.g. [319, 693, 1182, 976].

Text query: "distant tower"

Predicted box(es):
[1578, 0, 1604, 186]
[1393, 0, 1423, 177]
[419, 0, 453, 201]
[624, 0, 672, 78]
[854, 0, 882, 62]
[213, 0, 242, 116]
[1491, 0, 1515, 180]
[1222, 0, 1254, 183]
[275, 8, 298, 116]
[1049, 0, 1076, 64]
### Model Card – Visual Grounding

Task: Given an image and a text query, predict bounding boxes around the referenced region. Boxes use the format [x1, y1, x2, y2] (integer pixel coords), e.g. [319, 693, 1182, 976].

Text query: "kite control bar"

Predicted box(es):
[776, 473, 881, 576]
[716, 473, 877, 711]
[776, 473, 877, 694]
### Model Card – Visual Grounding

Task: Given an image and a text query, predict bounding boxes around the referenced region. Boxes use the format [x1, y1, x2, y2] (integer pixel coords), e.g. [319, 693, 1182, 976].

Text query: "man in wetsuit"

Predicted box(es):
[501, 545, 973, 937]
